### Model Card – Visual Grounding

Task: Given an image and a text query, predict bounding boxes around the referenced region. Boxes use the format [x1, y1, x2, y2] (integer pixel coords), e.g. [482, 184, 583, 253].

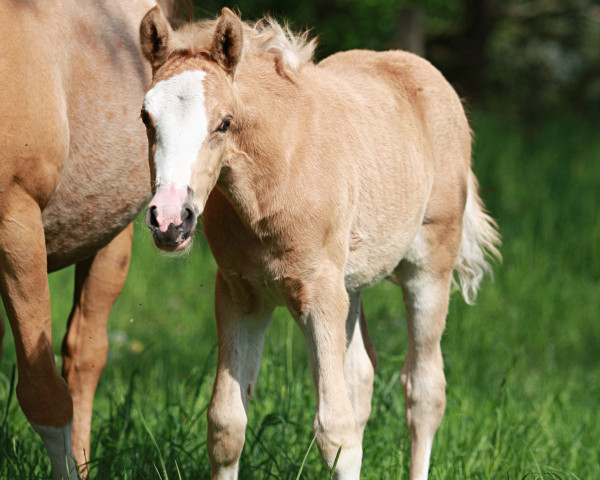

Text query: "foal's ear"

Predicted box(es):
[140, 6, 172, 71]
[211, 8, 244, 78]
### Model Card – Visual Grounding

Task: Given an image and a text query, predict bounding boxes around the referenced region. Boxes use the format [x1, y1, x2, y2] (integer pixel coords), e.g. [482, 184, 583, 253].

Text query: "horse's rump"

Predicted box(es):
[312, 50, 472, 291]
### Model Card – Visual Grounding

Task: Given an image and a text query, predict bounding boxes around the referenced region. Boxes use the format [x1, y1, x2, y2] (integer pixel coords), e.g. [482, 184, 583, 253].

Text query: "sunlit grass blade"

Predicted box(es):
[296, 429, 319, 480]
[329, 446, 342, 480]
[137, 405, 169, 480]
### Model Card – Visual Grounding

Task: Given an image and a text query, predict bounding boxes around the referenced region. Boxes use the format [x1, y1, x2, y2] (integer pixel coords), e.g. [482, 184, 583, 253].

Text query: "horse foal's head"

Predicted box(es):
[139, 7, 241, 251]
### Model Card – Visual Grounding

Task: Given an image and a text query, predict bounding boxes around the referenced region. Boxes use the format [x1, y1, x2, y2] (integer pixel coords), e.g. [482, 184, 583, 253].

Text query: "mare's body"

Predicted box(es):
[0, 1, 172, 477]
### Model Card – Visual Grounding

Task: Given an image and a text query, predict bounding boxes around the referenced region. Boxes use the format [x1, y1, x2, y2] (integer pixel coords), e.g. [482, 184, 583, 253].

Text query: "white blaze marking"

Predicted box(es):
[143, 70, 208, 188]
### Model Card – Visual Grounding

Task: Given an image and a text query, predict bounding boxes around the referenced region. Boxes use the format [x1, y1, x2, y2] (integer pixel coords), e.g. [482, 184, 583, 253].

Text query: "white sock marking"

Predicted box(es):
[414, 436, 432, 480]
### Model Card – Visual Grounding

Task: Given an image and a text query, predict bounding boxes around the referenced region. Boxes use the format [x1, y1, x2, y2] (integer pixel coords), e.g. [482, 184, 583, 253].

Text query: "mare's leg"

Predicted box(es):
[294, 269, 362, 479]
[0, 187, 76, 480]
[61, 223, 133, 475]
[396, 222, 461, 480]
[207, 270, 273, 480]
[344, 292, 377, 440]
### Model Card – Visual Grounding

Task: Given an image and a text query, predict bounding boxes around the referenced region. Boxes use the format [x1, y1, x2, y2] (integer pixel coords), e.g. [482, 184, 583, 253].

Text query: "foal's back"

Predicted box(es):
[314, 50, 471, 291]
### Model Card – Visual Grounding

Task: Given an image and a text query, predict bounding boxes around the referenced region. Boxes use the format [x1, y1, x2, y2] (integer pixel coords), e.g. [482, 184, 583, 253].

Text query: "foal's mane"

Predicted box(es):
[172, 12, 317, 75]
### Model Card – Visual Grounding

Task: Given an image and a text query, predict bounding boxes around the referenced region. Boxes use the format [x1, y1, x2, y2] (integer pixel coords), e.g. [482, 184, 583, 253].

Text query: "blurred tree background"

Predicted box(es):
[175, 0, 600, 116]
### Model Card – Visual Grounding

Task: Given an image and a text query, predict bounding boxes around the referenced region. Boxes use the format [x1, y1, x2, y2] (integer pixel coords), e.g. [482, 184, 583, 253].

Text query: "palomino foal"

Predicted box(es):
[0, 1, 172, 478]
[140, 8, 500, 479]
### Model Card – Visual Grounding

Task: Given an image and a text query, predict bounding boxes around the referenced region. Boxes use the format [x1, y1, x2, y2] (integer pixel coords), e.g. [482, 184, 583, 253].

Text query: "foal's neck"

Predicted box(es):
[218, 54, 309, 235]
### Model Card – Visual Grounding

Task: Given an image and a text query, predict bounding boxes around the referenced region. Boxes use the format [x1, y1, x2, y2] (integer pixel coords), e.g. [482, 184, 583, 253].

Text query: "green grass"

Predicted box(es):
[1, 111, 599, 479]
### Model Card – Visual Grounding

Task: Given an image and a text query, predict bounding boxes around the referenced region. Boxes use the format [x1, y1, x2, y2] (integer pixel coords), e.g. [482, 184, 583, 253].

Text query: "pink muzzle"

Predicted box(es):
[145, 184, 198, 251]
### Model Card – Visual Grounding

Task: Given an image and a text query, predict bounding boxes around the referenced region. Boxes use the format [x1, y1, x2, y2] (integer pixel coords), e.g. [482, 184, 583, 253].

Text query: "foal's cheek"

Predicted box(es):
[186, 157, 219, 214]
[207, 132, 227, 150]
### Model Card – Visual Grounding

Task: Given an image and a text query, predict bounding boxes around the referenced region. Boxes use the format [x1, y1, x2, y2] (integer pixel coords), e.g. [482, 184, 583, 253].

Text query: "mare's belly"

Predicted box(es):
[42, 165, 150, 272]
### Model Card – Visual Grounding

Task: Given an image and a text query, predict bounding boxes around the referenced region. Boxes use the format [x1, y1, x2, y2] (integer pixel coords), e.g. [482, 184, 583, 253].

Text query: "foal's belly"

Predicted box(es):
[343, 222, 420, 293]
[343, 172, 430, 293]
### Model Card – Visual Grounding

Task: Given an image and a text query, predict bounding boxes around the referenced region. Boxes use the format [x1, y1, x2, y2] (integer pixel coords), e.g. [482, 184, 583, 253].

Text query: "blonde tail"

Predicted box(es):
[454, 171, 501, 304]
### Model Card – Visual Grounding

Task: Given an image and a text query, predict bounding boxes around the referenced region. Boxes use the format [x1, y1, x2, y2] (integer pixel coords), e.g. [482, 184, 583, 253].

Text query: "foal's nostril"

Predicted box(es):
[181, 206, 192, 222]
[180, 203, 197, 228]
[146, 206, 159, 229]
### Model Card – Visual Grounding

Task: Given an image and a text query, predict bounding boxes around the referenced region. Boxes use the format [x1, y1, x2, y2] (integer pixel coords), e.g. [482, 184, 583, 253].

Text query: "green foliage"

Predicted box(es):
[1, 112, 599, 477]
[488, 1, 600, 113]
[182, 0, 600, 112]
[190, 0, 407, 57]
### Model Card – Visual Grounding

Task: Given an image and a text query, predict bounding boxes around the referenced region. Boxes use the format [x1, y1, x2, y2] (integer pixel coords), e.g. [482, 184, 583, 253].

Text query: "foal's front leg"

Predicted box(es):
[207, 270, 273, 480]
[295, 272, 362, 479]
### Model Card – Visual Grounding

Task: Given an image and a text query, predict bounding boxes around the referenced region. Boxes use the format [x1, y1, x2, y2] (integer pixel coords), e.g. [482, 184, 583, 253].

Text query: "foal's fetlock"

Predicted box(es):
[314, 418, 362, 479]
[318, 441, 363, 480]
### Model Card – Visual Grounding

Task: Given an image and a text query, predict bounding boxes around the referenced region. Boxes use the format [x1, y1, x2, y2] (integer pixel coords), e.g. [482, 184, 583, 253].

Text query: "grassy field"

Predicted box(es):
[1, 111, 599, 479]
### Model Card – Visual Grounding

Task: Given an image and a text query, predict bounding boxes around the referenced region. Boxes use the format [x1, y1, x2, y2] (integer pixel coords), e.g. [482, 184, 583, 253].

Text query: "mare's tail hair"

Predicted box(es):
[453, 171, 501, 304]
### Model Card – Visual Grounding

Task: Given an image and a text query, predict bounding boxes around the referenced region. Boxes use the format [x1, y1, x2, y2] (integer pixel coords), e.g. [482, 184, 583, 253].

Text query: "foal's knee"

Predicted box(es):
[207, 401, 247, 472]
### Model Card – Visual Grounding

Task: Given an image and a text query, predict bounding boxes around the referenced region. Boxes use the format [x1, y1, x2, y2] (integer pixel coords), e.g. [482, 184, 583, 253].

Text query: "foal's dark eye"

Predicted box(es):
[217, 118, 232, 133]
[140, 109, 152, 128]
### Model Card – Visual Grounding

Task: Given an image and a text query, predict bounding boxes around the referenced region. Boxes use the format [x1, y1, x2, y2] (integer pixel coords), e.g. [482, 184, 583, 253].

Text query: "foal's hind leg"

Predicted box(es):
[344, 292, 377, 440]
[61, 223, 133, 476]
[396, 223, 461, 480]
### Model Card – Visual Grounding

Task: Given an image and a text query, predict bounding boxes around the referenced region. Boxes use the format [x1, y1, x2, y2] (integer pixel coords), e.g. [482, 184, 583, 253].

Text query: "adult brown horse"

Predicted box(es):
[0, 1, 173, 478]
[140, 7, 500, 480]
